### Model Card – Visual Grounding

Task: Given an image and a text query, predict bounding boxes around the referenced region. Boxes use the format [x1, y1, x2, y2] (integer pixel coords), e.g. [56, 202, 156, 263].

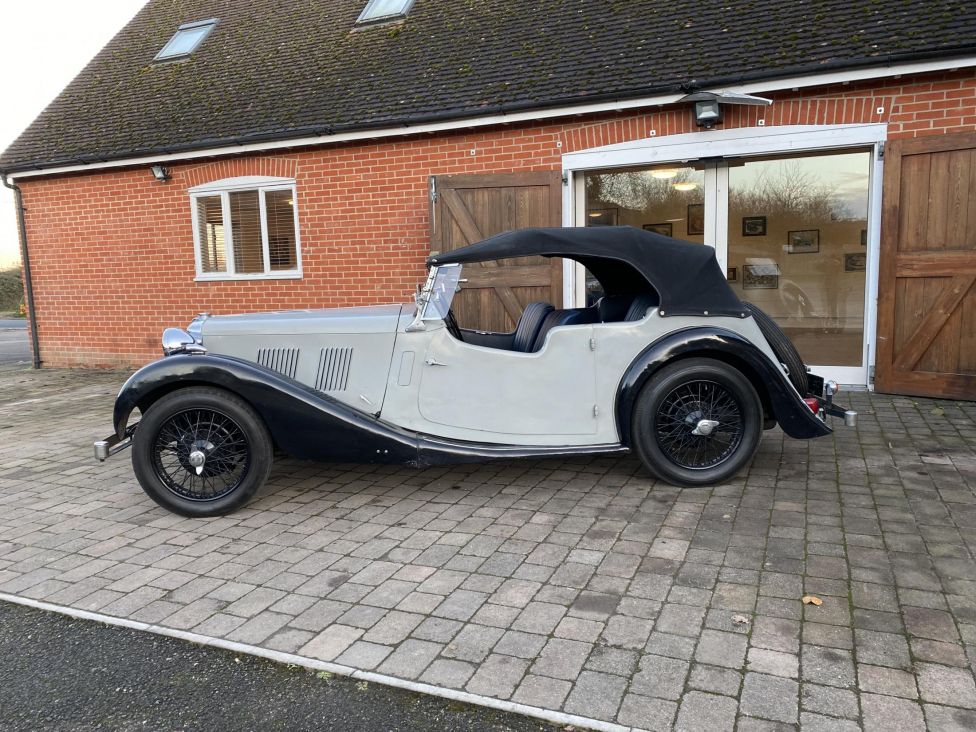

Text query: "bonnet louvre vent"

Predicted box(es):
[316, 347, 353, 391]
[257, 348, 299, 379]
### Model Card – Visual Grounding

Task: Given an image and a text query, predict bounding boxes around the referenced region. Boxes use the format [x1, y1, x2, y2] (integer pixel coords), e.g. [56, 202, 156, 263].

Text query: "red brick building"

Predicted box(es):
[2, 1, 976, 399]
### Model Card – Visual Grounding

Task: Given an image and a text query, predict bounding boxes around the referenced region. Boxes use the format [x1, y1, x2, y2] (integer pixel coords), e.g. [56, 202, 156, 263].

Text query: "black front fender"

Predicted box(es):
[114, 354, 421, 464]
[616, 327, 831, 444]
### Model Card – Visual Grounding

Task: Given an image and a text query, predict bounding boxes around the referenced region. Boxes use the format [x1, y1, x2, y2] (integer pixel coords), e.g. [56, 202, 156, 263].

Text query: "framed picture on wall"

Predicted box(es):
[643, 222, 673, 237]
[687, 204, 704, 235]
[787, 229, 820, 254]
[727, 267, 738, 283]
[860, 229, 867, 246]
[742, 216, 767, 237]
[587, 208, 618, 226]
[844, 252, 867, 272]
[743, 263, 779, 289]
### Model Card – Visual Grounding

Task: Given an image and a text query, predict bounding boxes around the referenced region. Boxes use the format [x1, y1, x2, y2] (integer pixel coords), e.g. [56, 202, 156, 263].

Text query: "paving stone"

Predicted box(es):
[854, 629, 912, 669]
[601, 614, 654, 650]
[858, 663, 918, 698]
[801, 683, 859, 719]
[922, 703, 976, 731]
[915, 662, 976, 708]
[694, 629, 747, 669]
[674, 691, 737, 732]
[465, 654, 529, 699]
[442, 624, 505, 663]
[529, 638, 591, 681]
[801, 644, 856, 688]
[511, 674, 572, 708]
[362, 610, 423, 645]
[739, 672, 798, 723]
[334, 640, 393, 670]
[630, 653, 689, 700]
[375, 638, 442, 679]
[494, 630, 547, 659]
[687, 663, 741, 696]
[617, 693, 677, 731]
[746, 647, 798, 678]
[300, 624, 363, 662]
[563, 670, 626, 720]
[861, 693, 925, 732]
[512, 601, 566, 634]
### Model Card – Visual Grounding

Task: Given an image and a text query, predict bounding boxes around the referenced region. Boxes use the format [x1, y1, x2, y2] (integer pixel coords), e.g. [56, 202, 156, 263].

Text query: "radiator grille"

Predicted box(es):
[257, 347, 299, 379]
[316, 347, 353, 391]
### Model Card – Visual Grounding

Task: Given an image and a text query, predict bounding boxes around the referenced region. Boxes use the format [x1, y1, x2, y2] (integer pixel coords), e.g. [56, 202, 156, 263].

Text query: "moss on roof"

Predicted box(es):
[2, 0, 975, 171]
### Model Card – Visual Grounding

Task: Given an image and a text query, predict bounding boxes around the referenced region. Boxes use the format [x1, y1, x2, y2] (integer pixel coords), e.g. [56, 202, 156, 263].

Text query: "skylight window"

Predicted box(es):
[155, 19, 218, 61]
[357, 0, 415, 24]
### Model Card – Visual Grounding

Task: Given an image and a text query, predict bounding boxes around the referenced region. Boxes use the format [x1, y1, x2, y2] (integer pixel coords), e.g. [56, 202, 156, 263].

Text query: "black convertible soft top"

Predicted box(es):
[428, 226, 748, 318]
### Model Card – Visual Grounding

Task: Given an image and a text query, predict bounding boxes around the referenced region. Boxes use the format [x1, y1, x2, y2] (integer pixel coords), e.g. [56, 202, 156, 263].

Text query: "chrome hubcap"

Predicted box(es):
[188, 449, 207, 475]
[691, 419, 720, 437]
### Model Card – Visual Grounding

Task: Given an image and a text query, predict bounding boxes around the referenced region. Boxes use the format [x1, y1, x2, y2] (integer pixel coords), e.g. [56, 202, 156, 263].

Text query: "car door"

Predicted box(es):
[417, 325, 598, 438]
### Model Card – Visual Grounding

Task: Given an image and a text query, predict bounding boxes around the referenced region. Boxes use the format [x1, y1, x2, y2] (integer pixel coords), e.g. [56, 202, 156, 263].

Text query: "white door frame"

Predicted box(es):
[561, 123, 887, 386]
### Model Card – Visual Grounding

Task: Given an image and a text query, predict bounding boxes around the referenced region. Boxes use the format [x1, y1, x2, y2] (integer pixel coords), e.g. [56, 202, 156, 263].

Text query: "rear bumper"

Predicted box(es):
[805, 373, 857, 427]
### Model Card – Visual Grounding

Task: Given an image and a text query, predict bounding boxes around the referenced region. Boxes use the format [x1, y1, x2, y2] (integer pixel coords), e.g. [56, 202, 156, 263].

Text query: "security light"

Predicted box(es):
[679, 90, 772, 130]
[694, 100, 723, 128]
[150, 165, 171, 182]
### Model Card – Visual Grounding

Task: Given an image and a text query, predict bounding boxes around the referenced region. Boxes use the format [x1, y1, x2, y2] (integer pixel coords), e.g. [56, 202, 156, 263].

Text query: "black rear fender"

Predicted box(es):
[616, 327, 830, 444]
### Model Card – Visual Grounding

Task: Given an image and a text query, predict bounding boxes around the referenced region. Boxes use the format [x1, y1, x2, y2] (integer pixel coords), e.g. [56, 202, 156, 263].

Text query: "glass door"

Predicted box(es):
[583, 163, 706, 304]
[726, 150, 872, 383]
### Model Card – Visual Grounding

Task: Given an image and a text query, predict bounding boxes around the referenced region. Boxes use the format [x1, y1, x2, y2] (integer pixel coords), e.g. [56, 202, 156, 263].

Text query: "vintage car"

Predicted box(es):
[95, 227, 856, 517]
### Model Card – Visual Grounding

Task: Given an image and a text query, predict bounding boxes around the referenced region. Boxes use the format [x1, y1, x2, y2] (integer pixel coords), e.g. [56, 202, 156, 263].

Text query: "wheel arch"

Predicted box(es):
[615, 327, 830, 445]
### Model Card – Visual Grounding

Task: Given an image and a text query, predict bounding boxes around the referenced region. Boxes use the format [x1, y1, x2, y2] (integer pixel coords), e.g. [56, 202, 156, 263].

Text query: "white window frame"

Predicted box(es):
[357, 0, 416, 24]
[561, 124, 887, 387]
[155, 19, 218, 61]
[189, 176, 303, 281]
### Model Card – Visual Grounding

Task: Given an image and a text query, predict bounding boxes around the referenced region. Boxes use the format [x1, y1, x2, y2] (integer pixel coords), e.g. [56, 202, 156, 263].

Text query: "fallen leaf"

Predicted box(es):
[802, 595, 823, 606]
[731, 614, 750, 625]
[931, 406, 946, 417]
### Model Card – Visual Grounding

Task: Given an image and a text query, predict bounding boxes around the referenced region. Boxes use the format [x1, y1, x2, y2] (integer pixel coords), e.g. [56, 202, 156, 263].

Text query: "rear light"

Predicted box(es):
[803, 397, 820, 413]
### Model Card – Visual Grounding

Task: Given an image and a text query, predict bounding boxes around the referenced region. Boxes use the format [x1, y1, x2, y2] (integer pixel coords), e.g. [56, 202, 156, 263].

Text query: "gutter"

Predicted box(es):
[1, 175, 41, 368]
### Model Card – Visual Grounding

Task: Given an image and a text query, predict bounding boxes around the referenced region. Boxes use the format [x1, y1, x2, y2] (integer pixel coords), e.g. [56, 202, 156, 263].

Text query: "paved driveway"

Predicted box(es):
[0, 368, 975, 731]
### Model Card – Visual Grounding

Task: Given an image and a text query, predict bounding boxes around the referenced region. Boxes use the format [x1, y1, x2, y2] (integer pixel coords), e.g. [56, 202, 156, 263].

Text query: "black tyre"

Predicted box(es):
[131, 387, 273, 517]
[632, 358, 762, 486]
[743, 301, 808, 394]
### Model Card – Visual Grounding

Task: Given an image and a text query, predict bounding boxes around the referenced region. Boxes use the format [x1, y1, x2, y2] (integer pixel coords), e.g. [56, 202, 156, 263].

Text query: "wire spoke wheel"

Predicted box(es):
[653, 379, 743, 470]
[151, 408, 251, 501]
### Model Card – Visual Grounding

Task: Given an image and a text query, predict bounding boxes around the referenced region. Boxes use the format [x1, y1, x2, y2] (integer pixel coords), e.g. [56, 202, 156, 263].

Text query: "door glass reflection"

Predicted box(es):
[584, 165, 705, 303]
[727, 151, 870, 367]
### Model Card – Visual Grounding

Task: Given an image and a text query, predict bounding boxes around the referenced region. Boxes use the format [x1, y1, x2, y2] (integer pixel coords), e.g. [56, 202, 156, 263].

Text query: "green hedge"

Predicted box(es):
[0, 268, 24, 312]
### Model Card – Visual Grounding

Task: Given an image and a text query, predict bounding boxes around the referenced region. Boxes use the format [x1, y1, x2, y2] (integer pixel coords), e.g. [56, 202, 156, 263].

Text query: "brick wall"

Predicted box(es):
[17, 68, 976, 367]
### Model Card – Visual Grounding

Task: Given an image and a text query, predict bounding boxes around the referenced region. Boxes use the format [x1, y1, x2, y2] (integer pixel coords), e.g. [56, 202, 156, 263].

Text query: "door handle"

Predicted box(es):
[425, 357, 448, 366]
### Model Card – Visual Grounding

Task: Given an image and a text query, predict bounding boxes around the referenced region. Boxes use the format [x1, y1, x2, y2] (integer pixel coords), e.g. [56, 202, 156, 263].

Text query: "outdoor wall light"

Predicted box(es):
[694, 99, 723, 128]
[679, 90, 773, 130]
[150, 164, 171, 182]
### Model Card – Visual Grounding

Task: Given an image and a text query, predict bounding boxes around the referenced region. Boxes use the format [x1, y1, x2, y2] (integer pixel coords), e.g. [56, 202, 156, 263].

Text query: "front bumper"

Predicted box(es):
[93, 423, 138, 462]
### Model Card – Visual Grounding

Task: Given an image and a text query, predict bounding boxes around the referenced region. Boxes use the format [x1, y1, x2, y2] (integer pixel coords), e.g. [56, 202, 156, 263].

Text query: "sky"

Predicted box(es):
[0, 0, 146, 270]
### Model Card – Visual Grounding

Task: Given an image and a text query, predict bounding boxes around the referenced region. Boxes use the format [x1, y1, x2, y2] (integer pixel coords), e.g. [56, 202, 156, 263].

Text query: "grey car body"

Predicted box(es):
[96, 226, 853, 516]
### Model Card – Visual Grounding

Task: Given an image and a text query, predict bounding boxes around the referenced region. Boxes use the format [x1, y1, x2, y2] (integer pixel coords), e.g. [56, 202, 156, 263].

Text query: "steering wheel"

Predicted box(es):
[445, 309, 464, 341]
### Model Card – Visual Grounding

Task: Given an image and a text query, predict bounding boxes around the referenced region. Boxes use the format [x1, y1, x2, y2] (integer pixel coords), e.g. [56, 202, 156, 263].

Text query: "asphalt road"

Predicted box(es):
[0, 321, 29, 365]
[0, 601, 552, 732]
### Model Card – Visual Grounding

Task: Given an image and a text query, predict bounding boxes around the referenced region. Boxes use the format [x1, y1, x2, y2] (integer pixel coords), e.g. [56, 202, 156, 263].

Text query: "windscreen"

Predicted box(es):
[421, 264, 462, 320]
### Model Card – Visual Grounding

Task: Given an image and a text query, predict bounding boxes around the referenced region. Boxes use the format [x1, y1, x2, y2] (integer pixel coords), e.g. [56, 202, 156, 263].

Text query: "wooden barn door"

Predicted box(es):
[875, 133, 976, 400]
[430, 172, 562, 332]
